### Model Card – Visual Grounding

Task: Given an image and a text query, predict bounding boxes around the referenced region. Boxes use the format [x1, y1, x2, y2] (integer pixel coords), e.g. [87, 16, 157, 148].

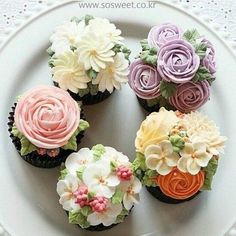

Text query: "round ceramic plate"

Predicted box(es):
[0, 1, 235, 236]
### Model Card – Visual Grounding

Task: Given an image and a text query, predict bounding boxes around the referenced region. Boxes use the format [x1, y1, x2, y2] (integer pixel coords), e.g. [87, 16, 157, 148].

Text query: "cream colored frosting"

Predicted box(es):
[14, 85, 81, 149]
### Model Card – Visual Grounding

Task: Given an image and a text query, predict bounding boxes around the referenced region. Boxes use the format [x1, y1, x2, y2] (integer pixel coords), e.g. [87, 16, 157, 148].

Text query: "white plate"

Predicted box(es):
[0, 1, 235, 236]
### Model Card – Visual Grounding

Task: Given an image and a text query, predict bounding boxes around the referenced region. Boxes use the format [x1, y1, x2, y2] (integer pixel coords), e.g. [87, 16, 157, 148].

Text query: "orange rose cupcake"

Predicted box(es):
[132, 107, 227, 203]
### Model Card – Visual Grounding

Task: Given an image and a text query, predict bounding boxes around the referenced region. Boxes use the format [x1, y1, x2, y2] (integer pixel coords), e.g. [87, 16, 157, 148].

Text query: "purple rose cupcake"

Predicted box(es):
[129, 23, 216, 113]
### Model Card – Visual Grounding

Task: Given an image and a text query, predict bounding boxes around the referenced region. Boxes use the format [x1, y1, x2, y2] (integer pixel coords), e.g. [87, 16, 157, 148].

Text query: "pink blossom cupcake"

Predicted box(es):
[57, 144, 142, 231]
[129, 23, 216, 113]
[8, 85, 89, 168]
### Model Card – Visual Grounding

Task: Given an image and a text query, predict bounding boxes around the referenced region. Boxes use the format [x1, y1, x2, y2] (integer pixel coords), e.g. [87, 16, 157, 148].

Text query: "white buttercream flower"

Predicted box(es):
[120, 176, 142, 210]
[181, 112, 227, 156]
[101, 146, 130, 166]
[87, 18, 123, 43]
[65, 148, 94, 175]
[56, 174, 80, 211]
[83, 160, 120, 198]
[92, 52, 129, 93]
[144, 140, 179, 175]
[87, 201, 122, 226]
[51, 50, 91, 93]
[50, 20, 86, 55]
[76, 31, 115, 72]
[177, 142, 213, 175]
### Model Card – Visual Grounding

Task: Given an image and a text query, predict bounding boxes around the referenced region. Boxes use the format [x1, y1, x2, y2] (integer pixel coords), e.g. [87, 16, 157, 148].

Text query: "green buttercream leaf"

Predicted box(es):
[121, 46, 131, 60]
[134, 168, 145, 181]
[69, 211, 90, 228]
[70, 46, 77, 51]
[88, 82, 99, 96]
[79, 119, 90, 132]
[112, 44, 122, 53]
[146, 97, 159, 107]
[62, 134, 77, 151]
[48, 58, 55, 68]
[183, 29, 201, 44]
[87, 192, 95, 201]
[92, 144, 106, 161]
[139, 39, 158, 65]
[70, 16, 81, 24]
[86, 69, 98, 80]
[142, 170, 158, 187]
[192, 66, 215, 84]
[76, 166, 86, 181]
[140, 39, 150, 51]
[78, 87, 90, 97]
[11, 124, 23, 139]
[160, 81, 177, 99]
[81, 206, 92, 217]
[46, 47, 54, 57]
[84, 15, 94, 25]
[20, 136, 37, 156]
[110, 160, 117, 172]
[201, 158, 218, 191]
[194, 43, 207, 59]
[132, 152, 146, 172]
[169, 135, 185, 152]
[111, 190, 124, 204]
[58, 168, 68, 180]
[115, 208, 129, 224]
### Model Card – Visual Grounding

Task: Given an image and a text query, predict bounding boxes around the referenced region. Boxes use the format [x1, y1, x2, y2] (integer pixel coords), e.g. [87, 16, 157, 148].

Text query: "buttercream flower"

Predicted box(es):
[157, 167, 205, 200]
[145, 141, 179, 175]
[128, 59, 162, 99]
[51, 50, 91, 93]
[56, 174, 80, 211]
[65, 148, 93, 175]
[135, 107, 179, 154]
[87, 17, 123, 43]
[157, 39, 200, 83]
[148, 23, 183, 48]
[87, 201, 122, 226]
[83, 160, 120, 198]
[14, 86, 80, 149]
[50, 20, 86, 55]
[201, 39, 216, 75]
[92, 52, 129, 93]
[120, 176, 142, 210]
[76, 31, 115, 72]
[169, 80, 210, 113]
[101, 146, 130, 166]
[181, 112, 227, 155]
[177, 141, 213, 175]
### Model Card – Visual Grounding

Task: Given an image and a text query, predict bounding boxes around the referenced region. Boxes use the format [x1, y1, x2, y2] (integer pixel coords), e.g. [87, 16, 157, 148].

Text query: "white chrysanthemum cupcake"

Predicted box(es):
[133, 108, 226, 204]
[48, 15, 131, 105]
[57, 144, 141, 231]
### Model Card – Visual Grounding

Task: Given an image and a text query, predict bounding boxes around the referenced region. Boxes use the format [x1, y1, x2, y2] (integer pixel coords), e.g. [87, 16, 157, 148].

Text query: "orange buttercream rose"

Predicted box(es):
[157, 168, 205, 200]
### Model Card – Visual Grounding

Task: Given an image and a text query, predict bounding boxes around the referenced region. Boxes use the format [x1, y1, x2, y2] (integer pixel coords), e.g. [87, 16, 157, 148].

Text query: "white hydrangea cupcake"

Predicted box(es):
[57, 144, 141, 231]
[48, 15, 131, 105]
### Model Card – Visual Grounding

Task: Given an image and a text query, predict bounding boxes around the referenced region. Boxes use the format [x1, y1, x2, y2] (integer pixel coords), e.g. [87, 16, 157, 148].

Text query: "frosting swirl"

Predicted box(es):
[157, 39, 200, 83]
[148, 23, 183, 48]
[169, 81, 210, 113]
[201, 39, 216, 75]
[157, 168, 205, 200]
[14, 86, 81, 149]
[129, 59, 161, 99]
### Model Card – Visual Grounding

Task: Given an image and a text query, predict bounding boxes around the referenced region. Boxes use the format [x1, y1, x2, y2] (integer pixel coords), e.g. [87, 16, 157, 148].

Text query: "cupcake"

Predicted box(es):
[48, 15, 131, 105]
[129, 23, 216, 113]
[8, 85, 89, 168]
[57, 144, 142, 231]
[132, 107, 226, 204]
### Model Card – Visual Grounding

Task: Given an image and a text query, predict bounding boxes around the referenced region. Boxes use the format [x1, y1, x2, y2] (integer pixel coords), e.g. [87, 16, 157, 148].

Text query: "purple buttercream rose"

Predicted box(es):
[201, 39, 216, 75]
[148, 23, 183, 48]
[129, 59, 162, 99]
[157, 39, 200, 84]
[169, 80, 210, 112]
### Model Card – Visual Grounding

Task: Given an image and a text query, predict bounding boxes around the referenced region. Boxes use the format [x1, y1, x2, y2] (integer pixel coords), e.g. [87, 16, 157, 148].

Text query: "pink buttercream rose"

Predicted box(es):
[14, 86, 81, 149]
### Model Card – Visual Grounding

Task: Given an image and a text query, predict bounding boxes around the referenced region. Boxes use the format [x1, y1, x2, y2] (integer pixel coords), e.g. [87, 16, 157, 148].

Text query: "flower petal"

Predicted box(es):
[177, 156, 188, 173]
[144, 144, 161, 157]
[87, 212, 102, 226]
[145, 155, 161, 170]
[186, 158, 201, 175]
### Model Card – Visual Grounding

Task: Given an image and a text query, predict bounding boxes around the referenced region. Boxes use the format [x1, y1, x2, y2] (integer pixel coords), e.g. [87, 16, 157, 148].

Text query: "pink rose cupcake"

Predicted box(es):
[8, 85, 89, 168]
[129, 23, 216, 113]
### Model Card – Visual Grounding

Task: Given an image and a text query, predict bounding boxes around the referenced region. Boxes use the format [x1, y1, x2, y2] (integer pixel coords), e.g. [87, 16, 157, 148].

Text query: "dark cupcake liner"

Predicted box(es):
[8, 103, 86, 168]
[54, 82, 112, 105]
[146, 186, 200, 204]
[66, 207, 133, 231]
[137, 97, 160, 113]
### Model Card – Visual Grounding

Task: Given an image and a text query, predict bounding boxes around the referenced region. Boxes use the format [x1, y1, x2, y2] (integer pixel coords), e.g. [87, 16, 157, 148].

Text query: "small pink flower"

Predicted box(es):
[89, 196, 108, 212]
[74, 186, 89, 207]
[37, 148, 47, 155]
[47, 148, 60, 157]
[116, 165, 133, 181]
